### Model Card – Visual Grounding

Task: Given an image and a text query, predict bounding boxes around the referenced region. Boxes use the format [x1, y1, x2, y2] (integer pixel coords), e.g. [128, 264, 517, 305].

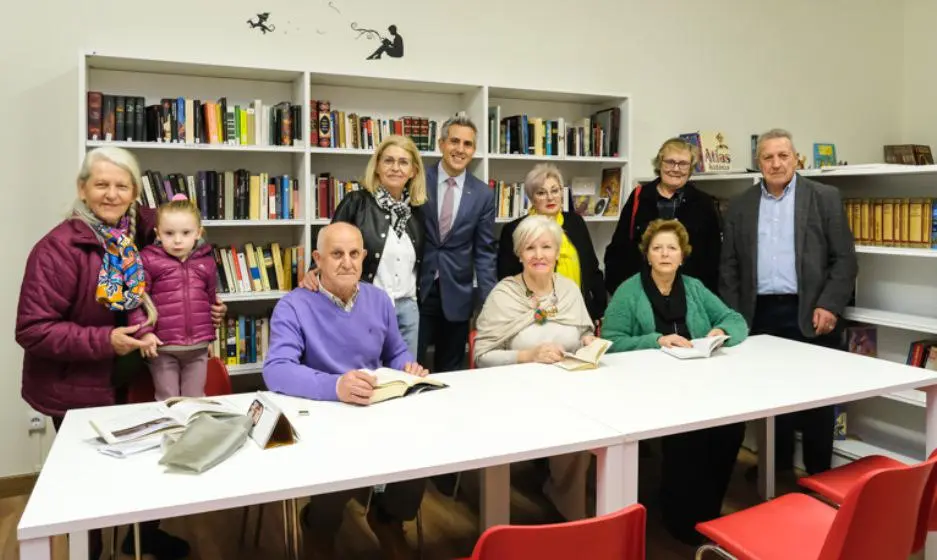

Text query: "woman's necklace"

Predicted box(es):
[522, 275, 558, 325]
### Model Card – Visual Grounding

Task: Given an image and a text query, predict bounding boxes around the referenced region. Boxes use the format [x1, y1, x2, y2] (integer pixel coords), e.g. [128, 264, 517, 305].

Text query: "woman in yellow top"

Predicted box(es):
[497, 163, 607, 322]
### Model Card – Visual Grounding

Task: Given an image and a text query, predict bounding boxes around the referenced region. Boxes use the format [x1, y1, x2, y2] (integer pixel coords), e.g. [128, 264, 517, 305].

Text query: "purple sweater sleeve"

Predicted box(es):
[262, 297, 339, 401]
[381, 295, 414, 370]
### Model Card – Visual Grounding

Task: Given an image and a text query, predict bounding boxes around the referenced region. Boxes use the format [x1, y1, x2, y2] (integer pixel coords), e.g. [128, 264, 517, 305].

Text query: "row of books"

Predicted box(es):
[311, 100, 438, 152]
[210, 314, 271, 368]
[214, 243, 305, 295]
[844, 198, 937, 248]
[87, 92, 303, 146]
[139, 169, 300, 221]
[487, 106, 622, 158]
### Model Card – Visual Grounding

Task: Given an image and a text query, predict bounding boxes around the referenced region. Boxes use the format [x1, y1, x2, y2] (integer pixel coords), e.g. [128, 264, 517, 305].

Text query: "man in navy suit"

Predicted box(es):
[419, 115, 497, 373]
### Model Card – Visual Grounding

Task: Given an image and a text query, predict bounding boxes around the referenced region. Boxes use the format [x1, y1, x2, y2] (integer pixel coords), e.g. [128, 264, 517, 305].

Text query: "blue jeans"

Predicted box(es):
[395, 297, 420, 359]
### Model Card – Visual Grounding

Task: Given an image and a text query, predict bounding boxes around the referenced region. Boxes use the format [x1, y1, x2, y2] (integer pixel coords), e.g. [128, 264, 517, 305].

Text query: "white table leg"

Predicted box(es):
[757, 416, 776, 500]
[924, 386, 937, 560]
[480, 464, 510, 529]
[19, 537, 52, 560]
[69, 530, 89, 560]
[596, 441, 637, 515]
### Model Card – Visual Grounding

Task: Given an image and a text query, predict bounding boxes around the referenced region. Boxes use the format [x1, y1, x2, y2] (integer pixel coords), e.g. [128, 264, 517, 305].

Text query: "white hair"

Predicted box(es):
[77, 146, 143, 197]
[512, 214, 563, 257]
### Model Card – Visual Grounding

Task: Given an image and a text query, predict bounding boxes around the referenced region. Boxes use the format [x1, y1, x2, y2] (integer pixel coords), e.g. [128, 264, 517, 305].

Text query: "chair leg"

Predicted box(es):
[695, 543, 736, 560]
[110, 526, 118, 559]
[451, 472, 463, 499]
[133, 522, 142, 560]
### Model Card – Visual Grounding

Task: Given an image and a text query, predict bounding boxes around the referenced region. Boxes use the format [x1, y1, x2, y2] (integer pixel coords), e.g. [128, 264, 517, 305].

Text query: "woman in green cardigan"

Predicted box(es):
[603, 218, 748, 546]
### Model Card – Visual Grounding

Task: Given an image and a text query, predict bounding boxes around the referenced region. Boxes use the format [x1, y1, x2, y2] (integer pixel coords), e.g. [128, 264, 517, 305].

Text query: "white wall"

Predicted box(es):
[902, 0, 937, 150]
[0, 0, 908, 477]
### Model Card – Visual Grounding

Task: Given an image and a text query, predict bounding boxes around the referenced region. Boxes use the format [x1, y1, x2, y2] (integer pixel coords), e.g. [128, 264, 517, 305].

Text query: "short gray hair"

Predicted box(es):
[512, 214, 563, 257]
[523, 163, 564, 201]
[439, 114, 477, 141]
[756, 128, 796, 157]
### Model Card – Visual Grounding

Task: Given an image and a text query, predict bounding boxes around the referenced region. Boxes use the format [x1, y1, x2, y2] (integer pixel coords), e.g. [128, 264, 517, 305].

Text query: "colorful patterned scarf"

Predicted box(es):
[374, 186, 412, 238]
[90, 215, 146, 312]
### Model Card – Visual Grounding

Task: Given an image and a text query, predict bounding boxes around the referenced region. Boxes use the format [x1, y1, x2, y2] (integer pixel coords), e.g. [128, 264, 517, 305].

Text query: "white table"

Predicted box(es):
[482, 334, 937, 557]
[17, 367, 626, 560]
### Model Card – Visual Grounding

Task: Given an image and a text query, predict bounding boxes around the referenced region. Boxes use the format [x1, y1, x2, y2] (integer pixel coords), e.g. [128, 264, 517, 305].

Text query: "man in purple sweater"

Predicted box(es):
[263, 222, 427, 559]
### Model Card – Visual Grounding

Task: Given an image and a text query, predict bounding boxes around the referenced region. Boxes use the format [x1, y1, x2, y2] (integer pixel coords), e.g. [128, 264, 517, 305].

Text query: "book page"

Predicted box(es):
[660, 335, 730, 359]
[370, 368, 420, 388]
[565, 338, 612, 365]
[163, 397, 242, 425]
[90, 405, 182, 445]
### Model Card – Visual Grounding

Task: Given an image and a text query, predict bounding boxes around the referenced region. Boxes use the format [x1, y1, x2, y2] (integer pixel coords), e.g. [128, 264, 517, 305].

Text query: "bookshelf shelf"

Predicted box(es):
[833, 438, 919, 465]
[487, 153, 628, 164]
[86, 140, 305, 153]
[204, 219, 304, 227]
[218, 291, 288, 303]
[308, 147, 442, 158]
[854, 246, 937, 258]
[844, 307, 937, 335]
[882, 390, 926, 408]
[226, 363, 264, 376]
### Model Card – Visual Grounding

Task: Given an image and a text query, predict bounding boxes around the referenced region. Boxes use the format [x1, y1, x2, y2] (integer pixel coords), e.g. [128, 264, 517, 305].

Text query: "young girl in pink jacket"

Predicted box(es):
[131, 194, 218, 400]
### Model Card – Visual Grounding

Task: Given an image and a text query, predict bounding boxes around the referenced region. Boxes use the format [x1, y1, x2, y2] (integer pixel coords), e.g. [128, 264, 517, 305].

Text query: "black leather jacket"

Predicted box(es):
[332, 189, 426, 295]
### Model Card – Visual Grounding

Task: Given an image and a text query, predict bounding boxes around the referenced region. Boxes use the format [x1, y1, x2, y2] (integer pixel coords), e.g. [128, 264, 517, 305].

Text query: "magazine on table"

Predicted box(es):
[90, 397, 243, 445]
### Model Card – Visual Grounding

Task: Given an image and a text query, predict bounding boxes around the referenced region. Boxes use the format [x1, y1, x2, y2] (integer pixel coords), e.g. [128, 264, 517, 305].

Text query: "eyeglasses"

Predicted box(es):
[662, 159, 692, 170]
[533, 188, 563, 200]
[381, 157, 412, 169]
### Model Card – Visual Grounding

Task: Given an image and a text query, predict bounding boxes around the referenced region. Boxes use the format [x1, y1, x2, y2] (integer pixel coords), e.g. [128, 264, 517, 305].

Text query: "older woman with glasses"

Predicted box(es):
[604, 137, 723, 296]
[497, 163, 606, 322]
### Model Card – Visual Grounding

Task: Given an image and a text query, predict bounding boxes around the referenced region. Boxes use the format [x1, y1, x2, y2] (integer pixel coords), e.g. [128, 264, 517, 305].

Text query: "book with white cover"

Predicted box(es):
[660, 335, 730, 359]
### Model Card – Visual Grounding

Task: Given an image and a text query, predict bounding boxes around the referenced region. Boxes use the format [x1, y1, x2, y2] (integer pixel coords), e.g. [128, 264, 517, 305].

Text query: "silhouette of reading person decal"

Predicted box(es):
[367, 25, 404, 59]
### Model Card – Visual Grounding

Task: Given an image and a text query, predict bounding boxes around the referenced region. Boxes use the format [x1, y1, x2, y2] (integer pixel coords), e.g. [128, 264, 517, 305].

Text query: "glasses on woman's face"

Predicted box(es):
[661, 158, 692, 171]
[381, 156, 412, 170]
[533, 187, 563, 200]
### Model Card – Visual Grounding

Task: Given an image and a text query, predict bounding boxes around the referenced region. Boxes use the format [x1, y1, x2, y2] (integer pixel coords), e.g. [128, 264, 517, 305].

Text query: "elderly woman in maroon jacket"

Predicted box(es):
[14, 146, 226, 560]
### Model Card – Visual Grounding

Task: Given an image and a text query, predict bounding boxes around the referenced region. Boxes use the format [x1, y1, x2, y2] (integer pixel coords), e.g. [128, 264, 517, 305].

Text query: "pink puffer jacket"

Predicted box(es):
[131, 242, 217, 347]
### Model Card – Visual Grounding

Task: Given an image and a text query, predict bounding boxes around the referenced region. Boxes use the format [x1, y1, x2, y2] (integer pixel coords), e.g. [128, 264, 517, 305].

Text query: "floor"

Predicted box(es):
[1, 445, 806, 560]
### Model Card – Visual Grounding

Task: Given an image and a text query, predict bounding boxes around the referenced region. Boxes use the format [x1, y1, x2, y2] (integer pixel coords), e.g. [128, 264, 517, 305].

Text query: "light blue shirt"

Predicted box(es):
[757, 175, 798, 295]
[437, 162, 465, 223]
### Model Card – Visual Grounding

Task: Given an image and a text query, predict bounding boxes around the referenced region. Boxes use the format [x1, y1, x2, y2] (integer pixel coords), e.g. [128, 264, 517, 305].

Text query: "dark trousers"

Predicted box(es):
[52, 416, 161, 559]
[417, 279, 470, 373]
[751, 295, 838, 474]
[305, 479, 426, 536]
[660, 422, 745, 540]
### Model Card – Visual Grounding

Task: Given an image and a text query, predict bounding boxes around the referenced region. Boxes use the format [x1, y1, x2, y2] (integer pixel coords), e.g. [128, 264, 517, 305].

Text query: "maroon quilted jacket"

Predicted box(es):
[16, 206, 157, 417]
[129, 242, 217, 347]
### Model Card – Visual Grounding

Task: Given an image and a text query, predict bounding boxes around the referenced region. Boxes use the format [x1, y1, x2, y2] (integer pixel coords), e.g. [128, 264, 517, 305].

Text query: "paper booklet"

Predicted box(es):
[555, 338, 613, 371]
[247, 391, 300, 449]
[660, 334, 730, 359]
[90, 397, 243, 445]
[363, 368, 448, 405]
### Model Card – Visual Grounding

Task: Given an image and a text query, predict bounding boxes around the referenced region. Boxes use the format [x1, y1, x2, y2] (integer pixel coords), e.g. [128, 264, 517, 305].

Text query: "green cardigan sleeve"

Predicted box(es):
[602, 282, 661, 353]
[691, 278, 749, 346]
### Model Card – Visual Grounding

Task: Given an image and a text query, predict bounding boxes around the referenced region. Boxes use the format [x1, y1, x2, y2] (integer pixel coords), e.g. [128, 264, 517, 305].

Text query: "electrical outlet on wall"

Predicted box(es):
[28, 412, 46, 434]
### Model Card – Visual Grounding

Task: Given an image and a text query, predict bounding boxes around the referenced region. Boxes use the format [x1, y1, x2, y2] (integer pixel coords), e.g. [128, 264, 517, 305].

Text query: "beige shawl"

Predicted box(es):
[474, 274, 594, 361]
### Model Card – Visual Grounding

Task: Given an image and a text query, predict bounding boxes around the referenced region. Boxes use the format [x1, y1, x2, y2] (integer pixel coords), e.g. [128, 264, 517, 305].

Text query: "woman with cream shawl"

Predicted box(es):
[473, 214, 595, 520]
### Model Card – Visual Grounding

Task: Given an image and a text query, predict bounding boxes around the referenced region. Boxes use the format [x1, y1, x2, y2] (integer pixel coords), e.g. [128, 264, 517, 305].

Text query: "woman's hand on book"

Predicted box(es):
[581, 334, 596, 347]
[519, 343, 565, 364]
[403, 362, 429, 377]
[337, 370, 377, 405]
[706, 328, 726, 338]
[657, 334, 692, 348]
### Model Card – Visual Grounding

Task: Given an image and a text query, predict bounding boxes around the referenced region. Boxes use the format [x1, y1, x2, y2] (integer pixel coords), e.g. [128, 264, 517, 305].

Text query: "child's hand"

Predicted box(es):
[140, 333, 163, 359]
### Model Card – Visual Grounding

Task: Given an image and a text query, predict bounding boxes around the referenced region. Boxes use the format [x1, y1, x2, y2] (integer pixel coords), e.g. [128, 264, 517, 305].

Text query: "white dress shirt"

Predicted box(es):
[373, 224, 417, 300]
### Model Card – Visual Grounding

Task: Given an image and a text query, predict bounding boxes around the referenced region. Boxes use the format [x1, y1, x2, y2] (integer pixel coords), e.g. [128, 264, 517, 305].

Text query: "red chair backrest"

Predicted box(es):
[468, 503, 646, 560]
[819, 459, 934, 560]
[914, 448, 937, 551]
[127, 356, 232, 402]
[468, 330, 478, 370]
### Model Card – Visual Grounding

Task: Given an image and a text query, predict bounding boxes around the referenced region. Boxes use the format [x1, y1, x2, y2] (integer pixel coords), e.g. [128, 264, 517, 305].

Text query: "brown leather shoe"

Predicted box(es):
[365, 507, 413, 560]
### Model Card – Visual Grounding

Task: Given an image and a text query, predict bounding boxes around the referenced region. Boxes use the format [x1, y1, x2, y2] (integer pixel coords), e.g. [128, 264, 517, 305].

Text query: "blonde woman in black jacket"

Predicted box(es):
[302, 135, 427, 357]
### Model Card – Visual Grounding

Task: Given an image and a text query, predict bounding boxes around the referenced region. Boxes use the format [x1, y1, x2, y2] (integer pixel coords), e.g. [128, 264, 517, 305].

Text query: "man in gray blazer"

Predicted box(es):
[720, 128, 858, 476]
[419, 115, 497, 373]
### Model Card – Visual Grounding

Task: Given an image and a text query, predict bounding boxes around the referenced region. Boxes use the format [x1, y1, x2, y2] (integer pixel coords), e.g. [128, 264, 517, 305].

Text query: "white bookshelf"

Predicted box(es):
[690, 166, 937, 467]
[79, 51, 633, 373]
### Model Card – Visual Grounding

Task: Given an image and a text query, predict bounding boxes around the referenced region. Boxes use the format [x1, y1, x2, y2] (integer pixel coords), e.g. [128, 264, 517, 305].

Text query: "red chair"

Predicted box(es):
[695, 459, 934, 560]
[798, 449, 937, 554]
[461, 503, 646, 560]
[468, 329, 478, 369]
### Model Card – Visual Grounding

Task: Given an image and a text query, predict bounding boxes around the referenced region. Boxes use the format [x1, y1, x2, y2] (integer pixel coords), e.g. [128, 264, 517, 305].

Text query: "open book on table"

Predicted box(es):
[90, 397, 243, 445]
[363, 368, 448, 404]
[660, 334, 730, 359]
[555, 338, 613, 371]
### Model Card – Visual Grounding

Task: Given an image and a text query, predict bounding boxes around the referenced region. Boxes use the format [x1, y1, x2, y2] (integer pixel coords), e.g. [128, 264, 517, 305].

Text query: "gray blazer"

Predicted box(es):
[719, 173, 858, 338]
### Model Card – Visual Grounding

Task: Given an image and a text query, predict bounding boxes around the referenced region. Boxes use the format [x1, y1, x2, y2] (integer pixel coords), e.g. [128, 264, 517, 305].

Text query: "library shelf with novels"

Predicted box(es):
[79, 51, 633, 374]
[678, 165, 937, 467]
